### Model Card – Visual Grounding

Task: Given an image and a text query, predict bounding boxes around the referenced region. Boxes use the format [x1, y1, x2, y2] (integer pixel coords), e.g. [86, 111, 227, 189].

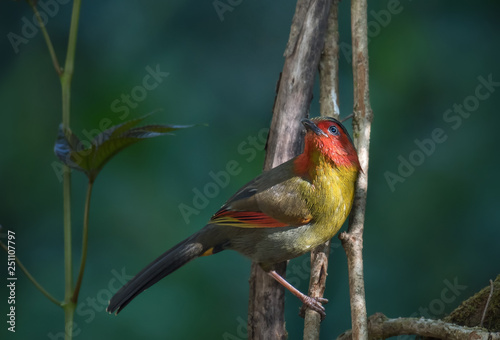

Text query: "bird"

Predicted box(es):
[107, 116, 361, 317]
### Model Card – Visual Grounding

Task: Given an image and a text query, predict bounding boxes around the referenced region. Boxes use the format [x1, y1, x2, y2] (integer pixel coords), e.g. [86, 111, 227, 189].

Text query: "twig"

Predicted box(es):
[339, 0, 373, 339]
[443, 274, 500, 331]
[0, 241, 61, 306]
[337, 313, 500, 340]
[341, 114, 354, 123]
[72, 181, 94, 303]
[247, 0, 332, 339]
[303, 1, 340, 339]
[480, 279, 495, 328]
[28, 0, 62, 75]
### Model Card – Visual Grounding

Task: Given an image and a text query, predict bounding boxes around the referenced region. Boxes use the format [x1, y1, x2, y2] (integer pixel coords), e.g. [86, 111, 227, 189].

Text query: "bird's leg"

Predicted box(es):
[268, 270, 328, 318]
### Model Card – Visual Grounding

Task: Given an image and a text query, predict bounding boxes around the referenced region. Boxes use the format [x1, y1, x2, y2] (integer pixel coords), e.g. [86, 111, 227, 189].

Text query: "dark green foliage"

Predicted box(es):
[54, 113, 194, 182]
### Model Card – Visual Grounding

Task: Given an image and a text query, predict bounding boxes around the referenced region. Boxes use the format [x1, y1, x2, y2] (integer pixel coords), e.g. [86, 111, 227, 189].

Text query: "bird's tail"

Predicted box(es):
[107, 229, 216, 314]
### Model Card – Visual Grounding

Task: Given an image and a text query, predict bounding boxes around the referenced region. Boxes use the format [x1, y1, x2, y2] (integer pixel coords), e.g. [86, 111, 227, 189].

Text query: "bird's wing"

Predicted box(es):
[210, 161, 313, 228]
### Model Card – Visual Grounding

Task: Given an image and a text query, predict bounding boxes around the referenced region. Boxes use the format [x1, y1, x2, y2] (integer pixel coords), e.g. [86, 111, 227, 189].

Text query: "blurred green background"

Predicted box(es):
[1, 1, 499, 339]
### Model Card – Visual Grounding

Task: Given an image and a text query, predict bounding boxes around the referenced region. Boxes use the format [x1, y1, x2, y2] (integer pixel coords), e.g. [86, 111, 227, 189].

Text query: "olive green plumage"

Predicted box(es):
[108, 117, 360, 315]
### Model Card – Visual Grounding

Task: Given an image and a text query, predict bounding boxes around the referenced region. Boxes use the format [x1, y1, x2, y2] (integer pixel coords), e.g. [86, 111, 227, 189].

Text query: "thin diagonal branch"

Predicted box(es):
[28, 0, 62, 75]
[0, 241, 61, 306]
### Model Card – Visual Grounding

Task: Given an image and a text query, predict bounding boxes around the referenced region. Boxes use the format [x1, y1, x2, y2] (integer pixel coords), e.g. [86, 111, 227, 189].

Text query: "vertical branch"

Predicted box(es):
[319, 0, 341, 119]
[339, 0, 373, 339]
[25, 3, 82, 339]
[61, 0, 82, 130]
[302, 243, 330, 340]
[247, 0, 332, 339]
[60, 2, 82, 339]
[303, 1, 340, 339]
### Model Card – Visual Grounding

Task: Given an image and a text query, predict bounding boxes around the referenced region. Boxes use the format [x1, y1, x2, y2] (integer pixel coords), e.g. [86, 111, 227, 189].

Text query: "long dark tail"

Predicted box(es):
[107, 230, 215, 314]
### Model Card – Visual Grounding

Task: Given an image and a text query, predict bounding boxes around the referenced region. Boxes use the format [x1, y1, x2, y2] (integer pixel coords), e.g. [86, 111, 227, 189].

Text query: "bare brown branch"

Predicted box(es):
[319, 0, 341, 119]
[302, 242, 331, 339]
[337, 313, 500, 340]
[339, 0, 373, 339]
[247, 0, 332, 339]
[303, 1, 341, 339]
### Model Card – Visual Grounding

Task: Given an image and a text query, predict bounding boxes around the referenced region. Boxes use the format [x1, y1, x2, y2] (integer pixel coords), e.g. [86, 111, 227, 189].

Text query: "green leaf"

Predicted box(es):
[97, 112, 153, 144]
[54, 114, 196, 182]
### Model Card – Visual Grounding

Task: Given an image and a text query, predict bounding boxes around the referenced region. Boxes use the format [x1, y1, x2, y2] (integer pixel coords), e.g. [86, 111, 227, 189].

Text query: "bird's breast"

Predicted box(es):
[304, 161, 358, 242]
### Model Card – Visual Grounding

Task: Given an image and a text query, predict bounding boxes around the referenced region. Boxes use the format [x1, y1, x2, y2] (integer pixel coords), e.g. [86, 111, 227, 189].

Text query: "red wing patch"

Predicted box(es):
[211, 209, 288, 228]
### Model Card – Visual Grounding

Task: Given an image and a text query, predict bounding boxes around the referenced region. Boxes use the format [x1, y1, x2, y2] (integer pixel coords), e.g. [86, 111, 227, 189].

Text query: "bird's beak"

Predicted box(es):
[301, 119, 327, 137]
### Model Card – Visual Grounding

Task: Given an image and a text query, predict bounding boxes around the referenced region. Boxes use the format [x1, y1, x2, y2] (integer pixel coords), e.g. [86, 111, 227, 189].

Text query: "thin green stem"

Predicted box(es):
[61, 0, 82, 123]
[28, 0, 62, 75]
[63, 169, 72, 301]
[72, 181, 93, 303]
[0, 241, 62, 306]
[61, 135, 73, 340]
[63, 304, 75, 340]
[26, 0, 83, 338]
[60, 0, 82, 295]
[60, 2, 82, 340]
[60, 0, 82, 131]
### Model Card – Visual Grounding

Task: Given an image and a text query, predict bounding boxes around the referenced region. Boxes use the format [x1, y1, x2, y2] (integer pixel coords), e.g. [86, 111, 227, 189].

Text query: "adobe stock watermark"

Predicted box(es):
[213, 0, 243, 22]
[223, 316, 247, 340]
[110, 64, 170, 121]
[178, 127, 269, 224]
[46, 267, 134, 340]
[51, 64, 169, 182]
[396, 277, 468, 340]
[7, 0, 71, 54]
[385, 74, 499, 192]
[340, 0, 409, 64]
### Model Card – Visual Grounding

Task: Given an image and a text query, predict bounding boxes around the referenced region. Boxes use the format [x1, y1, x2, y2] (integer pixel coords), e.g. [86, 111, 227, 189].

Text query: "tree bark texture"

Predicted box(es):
[337, 313, 500, 340]
[303, 1, 341, 339]
[247, 0, 332, 339]
[339, 0, 373, 339]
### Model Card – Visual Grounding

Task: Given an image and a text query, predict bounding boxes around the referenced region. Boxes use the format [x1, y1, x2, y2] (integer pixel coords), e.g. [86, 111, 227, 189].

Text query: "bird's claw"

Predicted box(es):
[300, 296, 329, 319]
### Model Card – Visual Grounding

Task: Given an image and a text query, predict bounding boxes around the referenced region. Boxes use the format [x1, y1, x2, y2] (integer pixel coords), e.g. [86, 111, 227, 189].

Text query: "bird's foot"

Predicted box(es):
[299, 295, 328, 319]
[267, 270, 328, 319]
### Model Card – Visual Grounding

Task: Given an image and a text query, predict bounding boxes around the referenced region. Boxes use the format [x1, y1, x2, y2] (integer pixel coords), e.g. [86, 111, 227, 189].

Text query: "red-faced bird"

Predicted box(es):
[107, 117, 361, 317]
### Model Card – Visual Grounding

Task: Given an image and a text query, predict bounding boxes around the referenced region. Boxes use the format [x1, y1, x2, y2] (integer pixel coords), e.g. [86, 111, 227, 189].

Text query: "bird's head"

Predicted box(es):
[298, 117, 361, 172]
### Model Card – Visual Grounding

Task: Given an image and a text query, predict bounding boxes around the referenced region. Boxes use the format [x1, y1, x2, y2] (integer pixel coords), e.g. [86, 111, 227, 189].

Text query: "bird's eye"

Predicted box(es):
[328, 125, 340, 136]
